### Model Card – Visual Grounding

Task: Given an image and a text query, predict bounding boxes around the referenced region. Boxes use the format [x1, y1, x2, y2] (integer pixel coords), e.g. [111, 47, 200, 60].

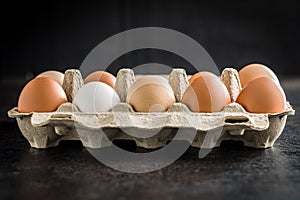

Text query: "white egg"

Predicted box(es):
[73, 82, 120, 112]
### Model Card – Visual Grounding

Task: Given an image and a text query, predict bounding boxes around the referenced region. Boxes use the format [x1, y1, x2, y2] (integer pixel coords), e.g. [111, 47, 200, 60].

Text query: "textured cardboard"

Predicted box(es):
[8, 68, 294, 149]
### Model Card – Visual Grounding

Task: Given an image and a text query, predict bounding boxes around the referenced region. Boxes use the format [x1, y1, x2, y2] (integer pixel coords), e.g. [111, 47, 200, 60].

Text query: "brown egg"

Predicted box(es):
[126, 76, 175, 112]
[18, 77, 68, 112]
[188, 71, 213, 84]
[36, 70, 64, 86]
[182, 72, 231, 112]
[84, 71, 116, 88]
[236, 77, 286, 113]
[239, 63, 279, 88]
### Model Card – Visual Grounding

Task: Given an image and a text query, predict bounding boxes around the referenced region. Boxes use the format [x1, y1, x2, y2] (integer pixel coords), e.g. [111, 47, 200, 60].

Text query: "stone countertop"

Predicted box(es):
[0, 78, 299, 200]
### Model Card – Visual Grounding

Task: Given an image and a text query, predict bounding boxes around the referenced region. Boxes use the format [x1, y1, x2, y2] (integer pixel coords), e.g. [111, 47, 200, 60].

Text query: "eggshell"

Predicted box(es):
[7, 68, 295, 151]
[18, 77, 68, 112]
[236, 77, 286, 113]
[239, 64, 279, 88]
[188, 71, 214, 84]
[84, 71, 116, 88]
[36, 70, 64, 86]
[126, 76, 175, 112]
[73, 82, 120, 112]
[182, 72, 231, 112]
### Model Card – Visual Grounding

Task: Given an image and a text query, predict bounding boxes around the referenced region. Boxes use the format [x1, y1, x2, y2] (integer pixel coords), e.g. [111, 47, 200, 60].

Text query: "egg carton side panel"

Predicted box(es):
[16, 116, 61, 148]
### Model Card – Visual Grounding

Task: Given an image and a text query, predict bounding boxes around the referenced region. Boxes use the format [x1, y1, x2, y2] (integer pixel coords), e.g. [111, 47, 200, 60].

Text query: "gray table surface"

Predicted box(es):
[0, 78, 299, 200]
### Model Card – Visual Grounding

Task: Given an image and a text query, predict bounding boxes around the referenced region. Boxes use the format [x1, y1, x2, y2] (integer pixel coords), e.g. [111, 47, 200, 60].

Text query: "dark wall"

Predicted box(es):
[1, 0, 299, 78]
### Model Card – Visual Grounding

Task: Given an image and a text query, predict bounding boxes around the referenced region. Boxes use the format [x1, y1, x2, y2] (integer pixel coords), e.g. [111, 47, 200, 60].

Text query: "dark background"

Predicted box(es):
[0, 0, 299, 79]
[1, 0, 299, 120]
[1, 1, 299, 199]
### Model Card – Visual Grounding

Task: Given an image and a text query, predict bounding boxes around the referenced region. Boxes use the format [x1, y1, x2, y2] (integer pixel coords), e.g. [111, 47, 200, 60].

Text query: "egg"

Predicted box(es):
[36, 70, 64, 86]
[182, 72, 231, 112]
[18, 77, 68, 112]
[236, 77, 286, 113]
[73, 82, 120, 112]
[84, 71, 116, 88]
[126, 76, 175, 112]
[239, 63, 279, 88]
[188, 71, 214, 84]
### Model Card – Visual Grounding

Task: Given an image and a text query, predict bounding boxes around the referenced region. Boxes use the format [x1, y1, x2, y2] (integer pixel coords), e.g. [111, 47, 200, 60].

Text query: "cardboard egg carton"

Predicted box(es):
[8, 68, 294, 149]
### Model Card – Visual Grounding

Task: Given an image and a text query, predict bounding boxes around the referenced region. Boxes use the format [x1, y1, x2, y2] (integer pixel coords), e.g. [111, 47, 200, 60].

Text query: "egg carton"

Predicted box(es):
[8, 68, 294, 149]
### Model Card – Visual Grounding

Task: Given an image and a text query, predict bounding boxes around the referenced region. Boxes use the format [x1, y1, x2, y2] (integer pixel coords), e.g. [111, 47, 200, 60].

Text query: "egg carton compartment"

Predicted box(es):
[8, 68, 295, 149]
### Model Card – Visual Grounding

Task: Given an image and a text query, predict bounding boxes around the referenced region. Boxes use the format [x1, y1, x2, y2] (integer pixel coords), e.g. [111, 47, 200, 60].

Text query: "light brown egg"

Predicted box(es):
[18, 77, 68, 112]
[84, 71, 116, 88]
[36, 70, 64, 86]
[239, 63, 279, 88]
[126, 76, 175, 112]
[236, 77, 286, 113]
[182, 72, 231, 112]
[188, 71, 213, 84]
